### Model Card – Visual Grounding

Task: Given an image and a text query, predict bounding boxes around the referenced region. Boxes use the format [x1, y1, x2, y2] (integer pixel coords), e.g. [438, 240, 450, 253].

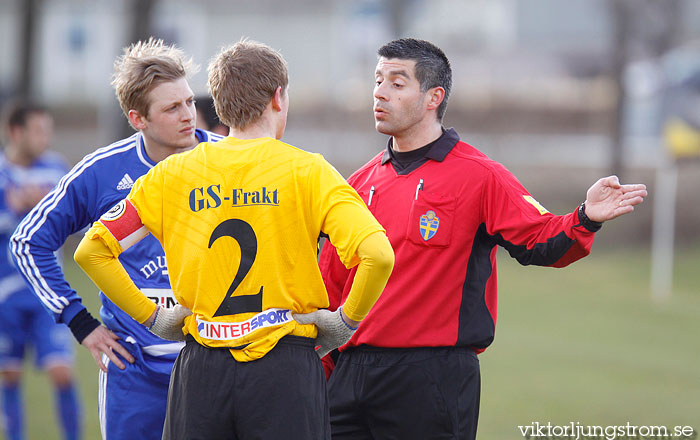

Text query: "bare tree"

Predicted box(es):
[115, 0, 158, 139]
[130, 0, 157, 44]
[17, 0, 42, 100]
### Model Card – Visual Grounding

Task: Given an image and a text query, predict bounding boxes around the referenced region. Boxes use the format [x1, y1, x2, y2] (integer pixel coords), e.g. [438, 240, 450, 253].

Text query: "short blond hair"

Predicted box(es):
[207, 39, 288, 130]
[112, 37, 198, 126]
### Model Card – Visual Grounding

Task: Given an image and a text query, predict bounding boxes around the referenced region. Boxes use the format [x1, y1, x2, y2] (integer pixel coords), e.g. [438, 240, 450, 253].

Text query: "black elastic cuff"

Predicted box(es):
[68, 309, 102, 343]
[577, 202, 603, 232]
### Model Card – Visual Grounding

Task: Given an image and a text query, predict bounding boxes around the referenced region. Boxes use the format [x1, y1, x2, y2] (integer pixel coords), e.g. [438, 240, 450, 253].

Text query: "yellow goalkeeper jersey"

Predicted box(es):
[123, 137, 383, 361]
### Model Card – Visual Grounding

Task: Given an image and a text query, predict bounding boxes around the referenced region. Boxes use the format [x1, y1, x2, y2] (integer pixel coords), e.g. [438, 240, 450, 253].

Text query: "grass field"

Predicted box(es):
[18, 243, 700, 439]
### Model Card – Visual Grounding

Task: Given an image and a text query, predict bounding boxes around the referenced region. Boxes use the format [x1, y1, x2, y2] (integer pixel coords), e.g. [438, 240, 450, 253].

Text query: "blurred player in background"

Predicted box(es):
[10, 39, 223, 440]
[319, 38, 648, 440]
[0, 102, 80, 440]
[74, 39, 394, 440]
[195, 95, 228, 136]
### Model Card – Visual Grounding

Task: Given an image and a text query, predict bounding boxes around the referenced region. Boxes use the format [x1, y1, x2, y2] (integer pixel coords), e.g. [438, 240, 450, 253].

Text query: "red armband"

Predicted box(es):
[98, 199, 148, 251]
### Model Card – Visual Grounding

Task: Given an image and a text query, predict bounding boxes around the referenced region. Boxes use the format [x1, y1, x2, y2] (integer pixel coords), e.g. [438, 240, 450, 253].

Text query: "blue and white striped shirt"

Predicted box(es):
[10, 129, 223, 372]
[0, 150, 68, 306]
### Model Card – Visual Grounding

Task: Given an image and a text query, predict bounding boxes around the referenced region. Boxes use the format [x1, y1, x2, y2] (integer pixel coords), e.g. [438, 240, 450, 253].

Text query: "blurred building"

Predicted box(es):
[1, 0, 699, 242]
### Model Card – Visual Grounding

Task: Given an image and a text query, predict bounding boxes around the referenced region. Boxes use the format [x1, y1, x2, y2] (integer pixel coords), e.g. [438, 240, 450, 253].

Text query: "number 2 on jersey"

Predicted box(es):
[208, 219, 263, 317]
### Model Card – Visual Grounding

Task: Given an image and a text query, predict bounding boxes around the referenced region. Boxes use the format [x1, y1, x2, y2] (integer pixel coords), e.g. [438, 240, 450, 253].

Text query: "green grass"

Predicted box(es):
[17, 244, 700, 439]
[21, 259, 101, 440]
[479, 244, 700, 439]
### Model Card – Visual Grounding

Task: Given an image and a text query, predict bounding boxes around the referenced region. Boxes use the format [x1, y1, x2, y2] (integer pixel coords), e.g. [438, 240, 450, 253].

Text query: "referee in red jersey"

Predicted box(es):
[319, 38, 647, 440]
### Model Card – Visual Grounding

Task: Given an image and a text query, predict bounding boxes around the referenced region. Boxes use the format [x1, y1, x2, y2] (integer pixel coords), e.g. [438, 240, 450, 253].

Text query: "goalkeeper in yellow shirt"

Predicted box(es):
[74, 39, 394, 440]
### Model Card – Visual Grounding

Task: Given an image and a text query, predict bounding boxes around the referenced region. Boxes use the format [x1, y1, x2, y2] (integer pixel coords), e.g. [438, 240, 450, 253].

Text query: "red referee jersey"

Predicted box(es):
[319, 128, 596, 353]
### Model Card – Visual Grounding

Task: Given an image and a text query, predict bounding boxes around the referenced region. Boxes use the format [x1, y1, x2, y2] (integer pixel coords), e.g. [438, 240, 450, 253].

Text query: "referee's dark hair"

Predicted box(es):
[378, 38, 452, 121]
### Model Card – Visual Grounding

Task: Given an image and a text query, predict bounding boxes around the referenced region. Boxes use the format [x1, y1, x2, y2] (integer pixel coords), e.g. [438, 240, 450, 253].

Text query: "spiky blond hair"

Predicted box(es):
[112, 37, 198, 126]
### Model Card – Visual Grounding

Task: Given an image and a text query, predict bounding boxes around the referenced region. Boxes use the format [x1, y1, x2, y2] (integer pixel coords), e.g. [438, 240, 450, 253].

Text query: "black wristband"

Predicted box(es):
[67, 309, 102, 344]
[578, 202, 603, 232]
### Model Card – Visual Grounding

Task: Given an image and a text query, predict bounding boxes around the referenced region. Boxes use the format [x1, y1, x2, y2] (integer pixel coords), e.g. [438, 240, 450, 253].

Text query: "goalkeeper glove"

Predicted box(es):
[293, 306, 357, 358]
[148, 305, 192, 341]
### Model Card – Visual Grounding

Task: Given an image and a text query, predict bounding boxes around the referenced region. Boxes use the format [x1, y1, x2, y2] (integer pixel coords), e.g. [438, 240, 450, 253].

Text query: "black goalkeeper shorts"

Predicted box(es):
[162, 335, 329, 440]
[328, 345, 480, 440]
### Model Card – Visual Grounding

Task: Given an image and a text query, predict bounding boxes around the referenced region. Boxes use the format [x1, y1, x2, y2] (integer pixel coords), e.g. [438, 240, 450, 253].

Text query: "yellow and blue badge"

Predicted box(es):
[419, 210, 440, 240]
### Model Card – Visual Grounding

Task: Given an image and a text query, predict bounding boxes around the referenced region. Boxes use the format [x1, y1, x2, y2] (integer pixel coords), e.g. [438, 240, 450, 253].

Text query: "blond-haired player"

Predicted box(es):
[11, 38, 223, 440]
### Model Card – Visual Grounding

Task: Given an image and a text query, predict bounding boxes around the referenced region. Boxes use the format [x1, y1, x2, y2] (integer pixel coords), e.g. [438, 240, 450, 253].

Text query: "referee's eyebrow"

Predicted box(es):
[375, 68, 411, 80]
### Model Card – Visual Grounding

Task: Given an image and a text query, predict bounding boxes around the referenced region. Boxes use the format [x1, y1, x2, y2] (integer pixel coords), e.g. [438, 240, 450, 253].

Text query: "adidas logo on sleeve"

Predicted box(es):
[117, 173, 135, 190]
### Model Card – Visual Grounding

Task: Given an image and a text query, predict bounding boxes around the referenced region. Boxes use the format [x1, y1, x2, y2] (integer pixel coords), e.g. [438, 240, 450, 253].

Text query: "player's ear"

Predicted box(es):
[426, 87, 445, 112]
[7, 124, 23, 142]
[128, 109, 147, 130]
[271, 86, 283, 112]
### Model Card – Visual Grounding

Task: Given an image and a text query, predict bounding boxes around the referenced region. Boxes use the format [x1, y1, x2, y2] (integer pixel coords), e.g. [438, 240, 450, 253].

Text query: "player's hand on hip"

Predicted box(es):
[148, 305, 192, 341]
[584, 175, 648, 222]
[293, 307, 357, 358]
[81, 325, 135, 372]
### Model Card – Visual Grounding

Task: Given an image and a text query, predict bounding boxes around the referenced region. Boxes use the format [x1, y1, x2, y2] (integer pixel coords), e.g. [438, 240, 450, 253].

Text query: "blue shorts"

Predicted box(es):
[99, 351, 172, 440]
[0, 291, 74, 371]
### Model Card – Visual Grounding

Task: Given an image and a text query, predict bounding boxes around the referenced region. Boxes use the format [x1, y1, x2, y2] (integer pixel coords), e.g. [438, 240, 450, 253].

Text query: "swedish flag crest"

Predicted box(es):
[419, 210, 440, 240]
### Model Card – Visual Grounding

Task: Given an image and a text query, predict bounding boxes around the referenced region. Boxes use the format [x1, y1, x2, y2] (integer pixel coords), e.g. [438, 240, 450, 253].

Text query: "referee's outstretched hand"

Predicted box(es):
[81, 325, 135, 372]
[584, 175, 648, 223]
[293, 307, 357, 358]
